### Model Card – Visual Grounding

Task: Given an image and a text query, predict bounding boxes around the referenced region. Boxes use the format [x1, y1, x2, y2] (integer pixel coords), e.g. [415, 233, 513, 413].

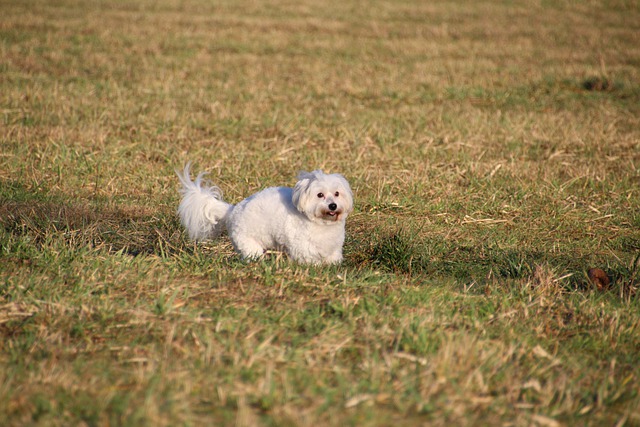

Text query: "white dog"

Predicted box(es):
[176, 164, 353, 264]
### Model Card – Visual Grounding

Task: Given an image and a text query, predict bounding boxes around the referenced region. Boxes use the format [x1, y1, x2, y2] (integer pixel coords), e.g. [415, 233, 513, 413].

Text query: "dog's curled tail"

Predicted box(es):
[176, 163, 233, 241]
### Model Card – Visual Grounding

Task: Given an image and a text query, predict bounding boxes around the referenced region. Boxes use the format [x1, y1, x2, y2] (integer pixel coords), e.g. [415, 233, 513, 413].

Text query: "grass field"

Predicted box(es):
[1, 0, 640, 425]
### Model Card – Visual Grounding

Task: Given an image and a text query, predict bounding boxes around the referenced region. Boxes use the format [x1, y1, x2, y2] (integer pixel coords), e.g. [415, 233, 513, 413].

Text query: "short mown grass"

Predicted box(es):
[2, 0, 640, 425]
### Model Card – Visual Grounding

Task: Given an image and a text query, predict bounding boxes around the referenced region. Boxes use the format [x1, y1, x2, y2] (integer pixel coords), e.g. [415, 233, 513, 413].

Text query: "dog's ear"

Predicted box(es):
[292, 171, 313, 213]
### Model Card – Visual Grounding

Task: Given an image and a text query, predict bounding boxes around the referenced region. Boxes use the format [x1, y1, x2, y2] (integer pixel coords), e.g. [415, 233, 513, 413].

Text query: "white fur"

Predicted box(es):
[176, 164, 353, 265]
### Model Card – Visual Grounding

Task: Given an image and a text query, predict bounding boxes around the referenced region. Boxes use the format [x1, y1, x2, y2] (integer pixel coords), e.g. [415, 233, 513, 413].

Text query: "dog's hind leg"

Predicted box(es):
[232, 238, 266, 261]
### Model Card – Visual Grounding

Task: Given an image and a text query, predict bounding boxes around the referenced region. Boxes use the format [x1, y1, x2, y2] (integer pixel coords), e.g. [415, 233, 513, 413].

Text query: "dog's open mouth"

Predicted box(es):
[321, 210, 342, 221]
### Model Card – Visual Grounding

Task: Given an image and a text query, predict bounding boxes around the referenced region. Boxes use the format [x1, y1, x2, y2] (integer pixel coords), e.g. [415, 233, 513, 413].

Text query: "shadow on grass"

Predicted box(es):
[347, 228, 639, 293]
[2, 181, 637, 296]
[0, 187, 183, 258]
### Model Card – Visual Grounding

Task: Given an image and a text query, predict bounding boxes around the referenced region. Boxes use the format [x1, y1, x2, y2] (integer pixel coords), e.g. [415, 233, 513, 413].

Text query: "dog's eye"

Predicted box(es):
[334, 191, 340, 197]
[317, 193, 324, 198]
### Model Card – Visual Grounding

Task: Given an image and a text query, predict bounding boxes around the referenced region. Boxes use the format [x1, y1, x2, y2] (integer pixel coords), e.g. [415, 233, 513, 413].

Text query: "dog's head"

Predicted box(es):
[292, 170, 353, 224]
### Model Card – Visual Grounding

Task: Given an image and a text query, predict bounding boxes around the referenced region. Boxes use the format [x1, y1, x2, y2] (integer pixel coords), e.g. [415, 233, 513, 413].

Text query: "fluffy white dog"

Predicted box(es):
[176, 164, 353, 264]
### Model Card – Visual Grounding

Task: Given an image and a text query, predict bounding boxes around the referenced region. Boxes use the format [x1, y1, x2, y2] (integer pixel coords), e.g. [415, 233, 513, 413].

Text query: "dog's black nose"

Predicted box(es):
[328, 203, 337, 211]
